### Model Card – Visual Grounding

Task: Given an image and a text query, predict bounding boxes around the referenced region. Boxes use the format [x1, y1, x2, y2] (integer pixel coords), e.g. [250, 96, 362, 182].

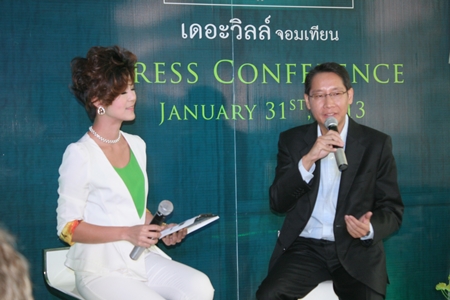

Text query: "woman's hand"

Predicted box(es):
[161, 224, 187, 246]
[124, 224, 162, 248]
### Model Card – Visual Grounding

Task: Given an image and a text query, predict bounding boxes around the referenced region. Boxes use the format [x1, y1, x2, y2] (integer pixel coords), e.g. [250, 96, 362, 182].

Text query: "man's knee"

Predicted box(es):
[256, 279, 280, 300]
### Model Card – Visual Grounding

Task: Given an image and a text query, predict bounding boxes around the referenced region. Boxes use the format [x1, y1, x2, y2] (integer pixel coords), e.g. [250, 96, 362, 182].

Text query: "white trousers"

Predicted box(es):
[75, 252, 214, 300]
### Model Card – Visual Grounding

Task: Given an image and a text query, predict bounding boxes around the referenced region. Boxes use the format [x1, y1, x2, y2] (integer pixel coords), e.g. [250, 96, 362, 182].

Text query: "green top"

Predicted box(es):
[114, 150, 145, 218]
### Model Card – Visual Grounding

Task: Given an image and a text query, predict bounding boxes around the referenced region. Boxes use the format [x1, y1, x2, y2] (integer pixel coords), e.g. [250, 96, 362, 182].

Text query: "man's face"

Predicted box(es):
[304, 72, 354, 134]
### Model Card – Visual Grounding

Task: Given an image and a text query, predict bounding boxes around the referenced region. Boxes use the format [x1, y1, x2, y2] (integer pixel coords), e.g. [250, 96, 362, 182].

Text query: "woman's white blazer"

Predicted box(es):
[56, 132, 169, 280]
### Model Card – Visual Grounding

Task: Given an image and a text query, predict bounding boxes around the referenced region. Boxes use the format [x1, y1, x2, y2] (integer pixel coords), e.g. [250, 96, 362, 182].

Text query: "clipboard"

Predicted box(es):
[160, 213, 219, 239]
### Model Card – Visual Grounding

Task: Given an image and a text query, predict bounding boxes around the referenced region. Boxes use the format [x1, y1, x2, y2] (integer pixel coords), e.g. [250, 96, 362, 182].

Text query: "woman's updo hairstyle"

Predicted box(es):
[70, 45, 137, 120]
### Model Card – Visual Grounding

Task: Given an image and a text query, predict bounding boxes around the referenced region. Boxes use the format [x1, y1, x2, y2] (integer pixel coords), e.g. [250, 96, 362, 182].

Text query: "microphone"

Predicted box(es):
[324, 117, 348, 171]
[129, 200, 174, 260]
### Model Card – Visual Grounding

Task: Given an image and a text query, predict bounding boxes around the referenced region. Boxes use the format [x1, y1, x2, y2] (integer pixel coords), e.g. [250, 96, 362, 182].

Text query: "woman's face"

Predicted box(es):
[103, 82, 136, 122]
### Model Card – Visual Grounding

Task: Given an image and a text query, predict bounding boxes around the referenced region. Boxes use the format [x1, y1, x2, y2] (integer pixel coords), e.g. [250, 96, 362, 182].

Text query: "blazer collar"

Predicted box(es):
[82, 133, 148, 222]
[301, 118, 367, 219]
[300, 122, 322, 208]
[336, 118, 366, 217]
[302, 121, 319, 155]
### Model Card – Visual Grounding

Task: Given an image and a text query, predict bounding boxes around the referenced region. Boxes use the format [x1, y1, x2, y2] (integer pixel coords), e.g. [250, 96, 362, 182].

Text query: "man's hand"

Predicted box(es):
[302, 130, 344, 171]
[345, 211, 372, 238]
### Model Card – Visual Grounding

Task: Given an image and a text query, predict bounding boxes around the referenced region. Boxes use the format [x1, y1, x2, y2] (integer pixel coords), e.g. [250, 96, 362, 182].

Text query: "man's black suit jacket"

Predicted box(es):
[268, 117, 404, 296]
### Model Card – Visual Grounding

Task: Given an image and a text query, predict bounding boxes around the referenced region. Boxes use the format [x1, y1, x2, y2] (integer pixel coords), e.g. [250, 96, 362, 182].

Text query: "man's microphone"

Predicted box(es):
[129, 200, 174, 260]
[325, 117, 348, 171]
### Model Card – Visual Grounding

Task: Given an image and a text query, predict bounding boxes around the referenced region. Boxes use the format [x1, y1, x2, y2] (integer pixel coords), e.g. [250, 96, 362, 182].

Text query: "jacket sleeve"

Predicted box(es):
[56, 143, 90, 238]
[269, 132, 312, 213]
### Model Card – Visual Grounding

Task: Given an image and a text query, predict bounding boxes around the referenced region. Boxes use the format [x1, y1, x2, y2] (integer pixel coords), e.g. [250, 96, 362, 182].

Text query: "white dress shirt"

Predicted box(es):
[298, 115, 373, 241]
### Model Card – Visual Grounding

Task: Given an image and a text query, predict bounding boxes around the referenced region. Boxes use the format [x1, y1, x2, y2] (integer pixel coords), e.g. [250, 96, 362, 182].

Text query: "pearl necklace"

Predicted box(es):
[89, 126, 121, 144]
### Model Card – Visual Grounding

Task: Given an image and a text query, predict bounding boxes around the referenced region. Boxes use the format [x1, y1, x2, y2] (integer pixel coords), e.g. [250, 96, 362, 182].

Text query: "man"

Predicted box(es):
[256, 62, 404, 300]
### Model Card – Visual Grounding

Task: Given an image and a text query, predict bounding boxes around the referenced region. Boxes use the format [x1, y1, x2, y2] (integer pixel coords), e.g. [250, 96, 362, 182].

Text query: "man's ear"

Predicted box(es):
[304, 94, 311, 110]
[347, 88, 354, 105]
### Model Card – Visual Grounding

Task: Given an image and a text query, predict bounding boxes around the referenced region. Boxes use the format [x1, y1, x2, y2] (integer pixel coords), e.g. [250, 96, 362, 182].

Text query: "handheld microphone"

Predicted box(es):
[324, 117, 348, 171]
[129, 200, 174, 260]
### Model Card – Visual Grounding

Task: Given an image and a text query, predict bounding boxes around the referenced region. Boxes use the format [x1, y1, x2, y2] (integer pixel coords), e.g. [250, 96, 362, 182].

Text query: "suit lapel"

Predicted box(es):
[86, 134, 144, 222]
[336, 118, 366, 218]
[299, 123, 321, 209]
[124, 133, 149, 202]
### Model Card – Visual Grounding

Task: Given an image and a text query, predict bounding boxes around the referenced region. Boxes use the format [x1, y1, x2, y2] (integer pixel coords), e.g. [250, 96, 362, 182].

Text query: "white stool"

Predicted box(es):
[299, 280, 338, 300]
[43, 247, 84, 299]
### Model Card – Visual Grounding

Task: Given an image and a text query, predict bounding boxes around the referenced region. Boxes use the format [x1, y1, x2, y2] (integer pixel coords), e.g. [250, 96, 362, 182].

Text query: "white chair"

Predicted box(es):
[43, 247, 84, 300]
[299, 280, 338, 300]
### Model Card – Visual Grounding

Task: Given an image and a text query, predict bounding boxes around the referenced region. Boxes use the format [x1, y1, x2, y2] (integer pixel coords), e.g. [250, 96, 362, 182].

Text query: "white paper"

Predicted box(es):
[160, 214, 219, 239]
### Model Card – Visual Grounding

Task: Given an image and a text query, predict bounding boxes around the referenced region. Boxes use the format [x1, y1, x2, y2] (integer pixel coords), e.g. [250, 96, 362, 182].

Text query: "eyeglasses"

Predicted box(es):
[308, 91, 348, 101]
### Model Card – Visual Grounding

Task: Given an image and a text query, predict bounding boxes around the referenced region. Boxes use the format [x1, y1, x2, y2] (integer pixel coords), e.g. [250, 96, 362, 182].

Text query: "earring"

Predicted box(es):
[97, 106, 106, 115]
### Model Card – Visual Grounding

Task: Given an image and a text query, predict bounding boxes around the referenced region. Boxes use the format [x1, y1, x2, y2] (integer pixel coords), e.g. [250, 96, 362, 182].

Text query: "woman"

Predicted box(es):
[0, 228, 33, 300]
[56, 45, 214, 300]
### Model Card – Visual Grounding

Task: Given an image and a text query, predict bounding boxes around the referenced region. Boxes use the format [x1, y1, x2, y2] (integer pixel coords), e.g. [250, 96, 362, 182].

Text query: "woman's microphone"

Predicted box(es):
[129, 200, 174, 260]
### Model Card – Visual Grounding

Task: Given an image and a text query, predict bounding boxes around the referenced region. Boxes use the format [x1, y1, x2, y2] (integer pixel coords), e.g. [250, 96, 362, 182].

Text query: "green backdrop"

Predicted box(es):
[0, 1, 449, 299]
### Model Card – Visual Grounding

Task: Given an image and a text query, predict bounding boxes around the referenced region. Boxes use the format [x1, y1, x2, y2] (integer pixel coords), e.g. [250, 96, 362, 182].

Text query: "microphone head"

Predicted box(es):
[325, 117, 338, 129]
[158, 200, 174, 216]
